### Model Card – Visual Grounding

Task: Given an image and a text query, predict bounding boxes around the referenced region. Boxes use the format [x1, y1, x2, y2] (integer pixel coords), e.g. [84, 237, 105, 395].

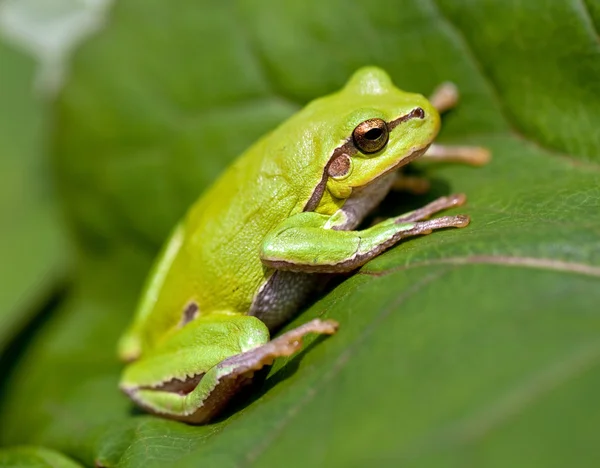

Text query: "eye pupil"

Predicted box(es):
[352, 118, 389, 154]
[364, 128, 383, 140]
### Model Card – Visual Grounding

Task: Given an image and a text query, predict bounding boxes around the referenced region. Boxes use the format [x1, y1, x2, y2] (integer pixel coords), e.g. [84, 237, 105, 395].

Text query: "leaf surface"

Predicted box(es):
[1, 1, 599, 467]
[0, 39, 66, 354]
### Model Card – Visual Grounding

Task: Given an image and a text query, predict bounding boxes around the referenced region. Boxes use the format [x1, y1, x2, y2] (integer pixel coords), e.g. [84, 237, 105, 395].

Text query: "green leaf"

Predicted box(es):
[0, 446, 83, 468]
[0, 39, 67, 353]
[1, 0, 600, 467]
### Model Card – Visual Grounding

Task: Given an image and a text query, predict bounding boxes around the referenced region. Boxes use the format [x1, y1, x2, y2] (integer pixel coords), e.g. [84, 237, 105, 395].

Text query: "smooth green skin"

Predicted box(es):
[118, 67, 440, 419]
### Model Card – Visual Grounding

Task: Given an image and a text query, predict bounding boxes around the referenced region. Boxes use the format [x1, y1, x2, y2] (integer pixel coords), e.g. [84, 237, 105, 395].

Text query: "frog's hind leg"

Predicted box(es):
[125, 317, 338, 424]
[178, 318, 338, 424]
[216, 319, 338, 386]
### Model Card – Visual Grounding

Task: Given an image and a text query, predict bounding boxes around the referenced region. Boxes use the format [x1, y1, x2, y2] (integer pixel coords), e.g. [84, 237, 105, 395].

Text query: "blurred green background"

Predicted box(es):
[1, 0, 599, 467]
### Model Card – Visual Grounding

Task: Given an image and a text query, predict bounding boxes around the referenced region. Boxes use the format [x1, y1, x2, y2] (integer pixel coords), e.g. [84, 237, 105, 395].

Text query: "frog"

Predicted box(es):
[118, 66, 489, 424]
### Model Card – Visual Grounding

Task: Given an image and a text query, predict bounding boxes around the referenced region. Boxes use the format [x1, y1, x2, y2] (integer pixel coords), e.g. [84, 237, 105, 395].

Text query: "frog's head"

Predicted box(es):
[302, 66, 440, 213]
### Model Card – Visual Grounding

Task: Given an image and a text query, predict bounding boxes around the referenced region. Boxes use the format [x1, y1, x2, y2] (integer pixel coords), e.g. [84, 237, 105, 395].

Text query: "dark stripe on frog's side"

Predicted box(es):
[302, 107, 425, 213]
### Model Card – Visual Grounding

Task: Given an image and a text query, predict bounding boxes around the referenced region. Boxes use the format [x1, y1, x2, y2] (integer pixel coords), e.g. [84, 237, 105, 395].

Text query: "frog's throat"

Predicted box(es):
[303, 107, 427, 213]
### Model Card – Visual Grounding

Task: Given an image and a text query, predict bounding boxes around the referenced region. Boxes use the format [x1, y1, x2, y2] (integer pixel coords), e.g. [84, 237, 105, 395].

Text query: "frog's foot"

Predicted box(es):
[127, 318, 338, 424]
[395, 193, 467, 223]
[429, 82, 459, 113]
[422, 143, 491, 167]
[349, 209, 470, 270]
[219, 318, 338, 373]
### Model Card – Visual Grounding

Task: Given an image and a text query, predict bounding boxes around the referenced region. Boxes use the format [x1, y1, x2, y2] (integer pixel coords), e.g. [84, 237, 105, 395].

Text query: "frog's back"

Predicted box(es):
[185, 137, 310, 314]
[144, 119, 329, 341]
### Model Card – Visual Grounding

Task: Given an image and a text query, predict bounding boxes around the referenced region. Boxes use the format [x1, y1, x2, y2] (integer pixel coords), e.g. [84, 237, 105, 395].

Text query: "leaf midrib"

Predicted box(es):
[361, 255, 600, 278]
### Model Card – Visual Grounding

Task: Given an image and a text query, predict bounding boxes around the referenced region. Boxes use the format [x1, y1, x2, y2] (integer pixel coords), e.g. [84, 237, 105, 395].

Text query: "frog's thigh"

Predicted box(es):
[132, 318, 338, 424]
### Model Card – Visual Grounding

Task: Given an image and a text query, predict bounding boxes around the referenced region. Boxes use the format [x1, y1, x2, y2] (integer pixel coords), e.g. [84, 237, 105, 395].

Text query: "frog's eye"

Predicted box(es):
[352, 118, 389, 154]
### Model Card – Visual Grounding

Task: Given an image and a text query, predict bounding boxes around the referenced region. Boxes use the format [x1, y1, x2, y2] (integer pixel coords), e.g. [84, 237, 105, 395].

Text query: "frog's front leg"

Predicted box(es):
[120, 314, 337, 424]
[422, 82, 491, 167]
[422, 143, 491, 166]
[429, 81, 459, 113]
[261, 194, 468, 273]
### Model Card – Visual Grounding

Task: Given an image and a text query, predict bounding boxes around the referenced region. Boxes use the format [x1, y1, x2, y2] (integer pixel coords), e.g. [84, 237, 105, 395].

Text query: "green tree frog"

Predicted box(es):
[118, 67, 489, 423]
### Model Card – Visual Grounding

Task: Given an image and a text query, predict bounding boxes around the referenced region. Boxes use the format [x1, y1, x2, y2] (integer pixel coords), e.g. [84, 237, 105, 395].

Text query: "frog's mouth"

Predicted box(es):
[371, 143, 431, 182]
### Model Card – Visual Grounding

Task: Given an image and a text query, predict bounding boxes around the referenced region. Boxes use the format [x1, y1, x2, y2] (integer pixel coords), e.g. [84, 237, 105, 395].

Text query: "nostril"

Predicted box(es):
[413, 107, 425, 119]
[388, 107, 426, 131]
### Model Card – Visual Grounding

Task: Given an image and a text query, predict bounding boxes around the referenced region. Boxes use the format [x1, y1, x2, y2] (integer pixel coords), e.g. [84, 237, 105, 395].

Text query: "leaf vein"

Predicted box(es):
[404, 339, 600, 459]
[362, 255, 600, 278]
[579, 0, 600, 44]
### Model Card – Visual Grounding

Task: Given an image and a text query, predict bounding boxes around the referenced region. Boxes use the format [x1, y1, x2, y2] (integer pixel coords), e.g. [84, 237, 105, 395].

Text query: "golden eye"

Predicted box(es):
[352, 118, 389, 154]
